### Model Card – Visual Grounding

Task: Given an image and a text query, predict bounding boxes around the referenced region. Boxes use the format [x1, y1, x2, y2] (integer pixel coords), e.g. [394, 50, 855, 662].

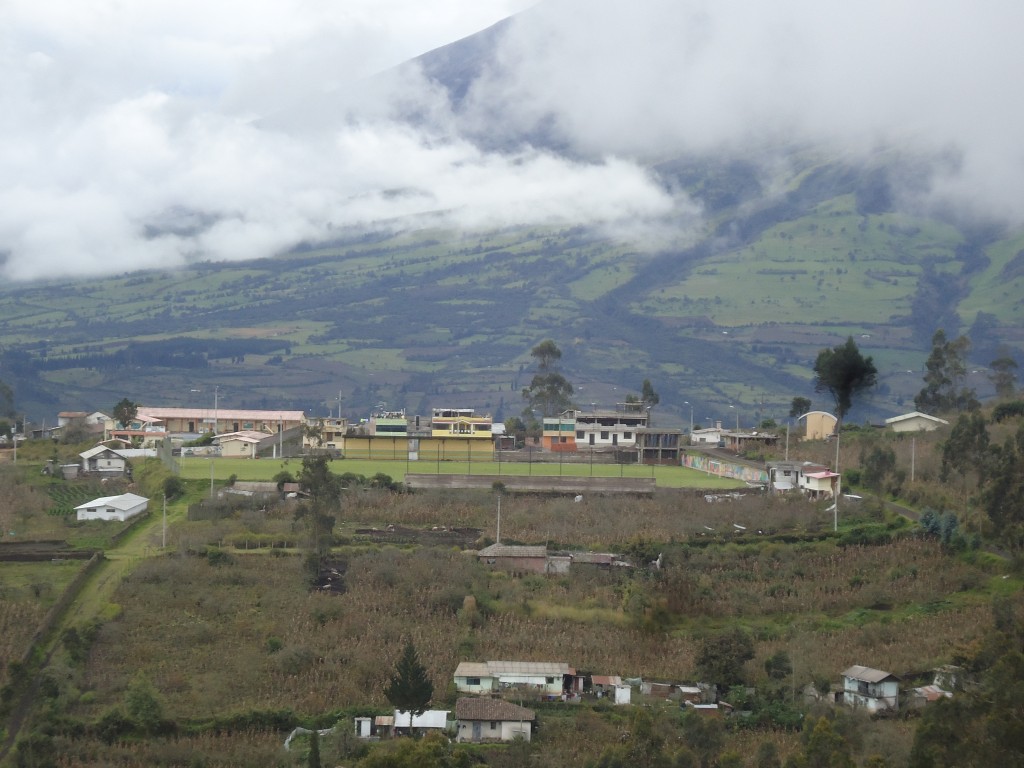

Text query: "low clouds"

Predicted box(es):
[2, 0, 1022, 280]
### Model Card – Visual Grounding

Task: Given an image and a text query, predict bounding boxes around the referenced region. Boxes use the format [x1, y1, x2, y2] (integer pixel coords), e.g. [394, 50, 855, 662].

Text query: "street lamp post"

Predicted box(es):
[684, 401, 694, 436]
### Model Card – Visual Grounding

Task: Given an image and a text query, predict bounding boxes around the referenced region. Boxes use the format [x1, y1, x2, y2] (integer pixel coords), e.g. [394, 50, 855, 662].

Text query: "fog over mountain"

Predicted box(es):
[3, 0, 1022, 281]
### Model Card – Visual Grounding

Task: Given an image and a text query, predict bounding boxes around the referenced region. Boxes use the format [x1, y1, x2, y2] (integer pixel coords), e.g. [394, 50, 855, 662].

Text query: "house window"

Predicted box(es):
[600, 431, 609, 440]
[576, 431, 584, 439]
[559, 436, 566, 443]
[467, 677, 481, 686]
[624, 432, 632, 440]
[546, 677, 555, 684]
[489, 722, 497, 730]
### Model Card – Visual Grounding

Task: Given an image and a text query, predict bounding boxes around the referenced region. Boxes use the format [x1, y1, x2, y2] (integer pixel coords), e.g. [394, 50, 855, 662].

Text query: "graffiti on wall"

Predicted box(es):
[683, 453, 768, 485]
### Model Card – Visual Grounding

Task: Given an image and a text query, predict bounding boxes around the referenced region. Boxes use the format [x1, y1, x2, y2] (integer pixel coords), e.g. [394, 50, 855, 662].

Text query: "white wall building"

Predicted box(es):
[884, 411, 949, 433]
[455, 698, 535, 743]
[75, 493, 149, 522]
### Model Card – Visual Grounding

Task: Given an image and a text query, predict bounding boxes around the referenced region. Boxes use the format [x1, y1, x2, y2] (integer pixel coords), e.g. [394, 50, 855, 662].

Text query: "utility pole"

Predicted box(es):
[833, 432, 841, 532]
[162, 494, 167, 549]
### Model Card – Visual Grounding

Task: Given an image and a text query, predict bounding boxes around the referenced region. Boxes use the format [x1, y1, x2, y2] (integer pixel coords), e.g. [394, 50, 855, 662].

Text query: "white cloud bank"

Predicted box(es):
[1, 0, 1022, 280]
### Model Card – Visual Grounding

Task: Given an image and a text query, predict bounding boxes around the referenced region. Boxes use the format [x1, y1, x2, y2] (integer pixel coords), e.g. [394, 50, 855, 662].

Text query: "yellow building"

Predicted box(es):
[430, 408, 492, 439]
[799, 411, 838, 441]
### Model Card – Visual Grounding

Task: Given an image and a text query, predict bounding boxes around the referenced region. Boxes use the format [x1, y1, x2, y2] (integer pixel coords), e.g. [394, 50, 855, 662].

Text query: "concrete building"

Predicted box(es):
[75, 493, 149, 522]
[455, 698, 535, 743]
[884, 411, 950, 433]
[799, 411, 838, 440]
[453, 661, 579, 697]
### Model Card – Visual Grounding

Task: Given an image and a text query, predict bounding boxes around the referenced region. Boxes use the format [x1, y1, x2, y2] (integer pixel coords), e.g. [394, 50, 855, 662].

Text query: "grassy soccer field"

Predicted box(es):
[178, 455, 746, 489]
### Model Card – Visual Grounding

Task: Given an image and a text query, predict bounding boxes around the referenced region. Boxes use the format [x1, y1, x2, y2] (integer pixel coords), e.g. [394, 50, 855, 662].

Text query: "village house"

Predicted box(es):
[766, 460, 841, 499]
[79, 445, 131, 476]
[541, 413, 577, 452]
[573, 404, 649, 450]
[453, 661, 581, 698]
[841, 665, 900, 712]
[802, 469, 841, 500]
[884, 411, 950, 433]
[454, 698, 535, 743]
[690, 421, 726, 445]
[214, 430, 279, 458]
[75, 493, 149, 522]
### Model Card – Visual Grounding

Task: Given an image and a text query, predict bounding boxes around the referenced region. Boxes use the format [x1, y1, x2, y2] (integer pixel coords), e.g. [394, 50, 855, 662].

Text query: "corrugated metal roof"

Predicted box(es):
[487, 660, 571, 676]
[454, 662, 491, 678]
[75, 493, 149, 511]
[138, 406, 305, 421]
[572, 552, 615, 565]
[79, 445, 119, 459]
[843, 665, 898, 683]
[477, 544, 547, 558]
[591, 675, 621, 687]
[455, 698, 535, 722]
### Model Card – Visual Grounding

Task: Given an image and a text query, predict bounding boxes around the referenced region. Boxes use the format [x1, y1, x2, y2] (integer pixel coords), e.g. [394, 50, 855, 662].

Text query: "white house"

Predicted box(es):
[884, 411, 950, 433]
[841, 665, 900, 712]
[75, 493, 149, 522]
[455, 698, 535, 743]
[79, 446, 129, 475]
[801, 469, 841, 500]
[691, 421, 725, 445]
[453, 660, 577, 696]
[573, 405, 649, 449]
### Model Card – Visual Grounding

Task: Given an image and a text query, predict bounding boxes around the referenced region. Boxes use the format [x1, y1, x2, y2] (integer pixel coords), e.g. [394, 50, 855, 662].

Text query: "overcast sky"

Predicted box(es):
[2, 0, 1022, 281]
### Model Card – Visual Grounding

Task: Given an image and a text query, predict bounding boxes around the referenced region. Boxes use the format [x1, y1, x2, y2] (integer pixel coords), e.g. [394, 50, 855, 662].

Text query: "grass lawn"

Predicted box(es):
[178, 456, 747, 489]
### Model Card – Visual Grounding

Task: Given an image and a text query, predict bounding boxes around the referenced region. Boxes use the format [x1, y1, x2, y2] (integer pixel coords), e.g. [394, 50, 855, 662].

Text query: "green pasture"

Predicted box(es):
[178, 456, 746, 489]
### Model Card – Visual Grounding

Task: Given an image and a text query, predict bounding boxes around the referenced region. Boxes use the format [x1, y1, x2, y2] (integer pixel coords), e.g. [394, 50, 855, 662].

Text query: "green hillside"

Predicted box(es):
[0, 158, 1020, 426]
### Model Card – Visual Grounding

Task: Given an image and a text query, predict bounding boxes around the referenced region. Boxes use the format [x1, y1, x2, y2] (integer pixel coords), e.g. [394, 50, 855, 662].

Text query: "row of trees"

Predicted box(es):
[804, 328, 1018, 430]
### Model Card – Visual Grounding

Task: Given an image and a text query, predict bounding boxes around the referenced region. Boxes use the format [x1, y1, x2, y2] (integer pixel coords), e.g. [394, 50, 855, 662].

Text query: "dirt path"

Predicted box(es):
[0, 502, 187, 763]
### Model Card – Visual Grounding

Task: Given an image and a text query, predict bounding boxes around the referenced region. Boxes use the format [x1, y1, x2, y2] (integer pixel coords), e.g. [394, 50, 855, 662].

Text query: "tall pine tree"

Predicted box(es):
[384, 641, 433, 717]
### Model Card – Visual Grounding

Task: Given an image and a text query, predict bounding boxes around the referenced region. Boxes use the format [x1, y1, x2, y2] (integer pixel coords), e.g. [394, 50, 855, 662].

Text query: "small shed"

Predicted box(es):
[354, 717, 373, 738]
[455, 697, 535, 743]
[75, 493, 149, 522]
